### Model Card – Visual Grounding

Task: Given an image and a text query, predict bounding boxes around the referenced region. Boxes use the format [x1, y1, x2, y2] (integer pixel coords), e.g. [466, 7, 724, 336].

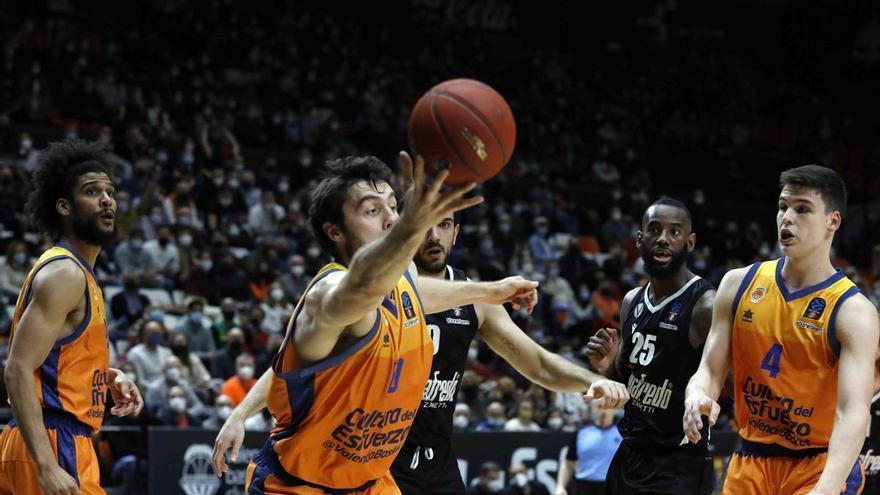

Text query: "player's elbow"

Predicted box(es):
[3, 359, 31, 392]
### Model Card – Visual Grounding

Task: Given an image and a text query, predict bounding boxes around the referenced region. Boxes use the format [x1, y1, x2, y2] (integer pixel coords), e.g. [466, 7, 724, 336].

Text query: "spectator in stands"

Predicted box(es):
[174, 299, 215, 358]
[528, 216, 554, 270]
[127, 320, 172, 384]
[114, 228, 155, 285]
[280, 254, 310, 301]
[186, 249, 215, 297]
[208, 249, 251, 302]
[220, 353, 257, 407]
[453, 403, 472, 431]
[502, 463, 549, 495]
[169, 332, 211, 389]
[545, 408, 570, 432]
[110, 271, 151, 324]
[599, 206, 630, 250]
[144, 356, 204, 415]
[468, 461, 504, 494]
[202, 394, 234, 430]
[248, 189, 285, 236]
[260, 282, 292, 334]
[211, 327, 246, 380]
[554, 406, 622, 495]
[0, 241, 29, 304]
[155, 385, 201, 428]
[504, 398, 541, 432]
[477, 402, 508, 432]
[143, 224, 180, 286]
[212, 297, 241, 346]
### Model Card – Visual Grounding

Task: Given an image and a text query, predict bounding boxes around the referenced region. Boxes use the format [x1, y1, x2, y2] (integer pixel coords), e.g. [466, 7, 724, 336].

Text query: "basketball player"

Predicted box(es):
[585, 198, 715, 494]
[211, 153, 567, 494]
[858, 348, 880, 494]
[0, 140, 144, 495]
[391, 213, 629, 495]
[683, 165, 878, 495]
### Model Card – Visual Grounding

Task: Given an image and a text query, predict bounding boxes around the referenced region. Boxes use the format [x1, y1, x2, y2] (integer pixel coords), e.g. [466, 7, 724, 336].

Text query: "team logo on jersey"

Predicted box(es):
[634, 303, 644, 318]
[453, 307, 462, 317]
[742, 309, 754, 323]
[401, 292, 421, 328]
[750, 287, 766, 303]
[665, 301, 682, 322]
[803, 297, 826, 320]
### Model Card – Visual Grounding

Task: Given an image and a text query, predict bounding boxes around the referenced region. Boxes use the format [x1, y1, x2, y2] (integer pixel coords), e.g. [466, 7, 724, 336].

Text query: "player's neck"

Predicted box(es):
[417, 266, 447, 280]
[59, 236, 101, 268]
[648, 268, 695, 302]
[780, 250, 836, 291]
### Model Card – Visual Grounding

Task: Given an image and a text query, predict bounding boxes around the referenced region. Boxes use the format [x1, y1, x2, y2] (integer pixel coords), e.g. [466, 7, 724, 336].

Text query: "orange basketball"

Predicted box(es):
[407, 78, 516, 185]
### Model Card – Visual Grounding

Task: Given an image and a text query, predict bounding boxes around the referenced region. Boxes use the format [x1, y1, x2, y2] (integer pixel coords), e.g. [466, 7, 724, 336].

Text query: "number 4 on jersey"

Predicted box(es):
[760, 343, 783, 379]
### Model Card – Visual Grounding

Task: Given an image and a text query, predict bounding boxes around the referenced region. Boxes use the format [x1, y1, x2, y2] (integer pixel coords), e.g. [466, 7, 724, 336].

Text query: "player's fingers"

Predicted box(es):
[446, 195, 484, 213]
[231, 441, 241, 463]
[709, 401, 721, 426]
[427, 168, 450, 198]
[413, 154, 425, 193]
[213, 441, 229, 476]
[399, 151, 414, 192]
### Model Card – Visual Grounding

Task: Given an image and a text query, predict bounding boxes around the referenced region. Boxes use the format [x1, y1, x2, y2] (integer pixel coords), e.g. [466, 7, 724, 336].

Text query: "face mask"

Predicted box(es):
[278, 182, 289, 193]
[149, 309, 164, 321]
[217, 406, 232, 421]
[157, 151, 169, 163]
[271, 288, 284, 301]
[12, 252, 27, 265]
[171, 344, 188, 355]
[548, 268, 560, 278]
[513, 473, 529, 488]
[229, 340, 244, 352]
[579, 289, 590, 300]
[238, 366, 254, 380]
[131, 239, 144, 250]
[291, 265, 304, 277]
[200, 260, 212, 271]
[228, 179, 240, 189]
[189, 312, 203, 325]
[478, 225, 490, 235]
[165, 367, 181, 382]
[169, 397, 187, 413]
[521, 263, 533, 273]
[179, 217, 192, 227]
[307, 247, 320, 258]
[126, 372, 137, 383]
[213, 177, 224, 187]
[453, 415, 469, 429]
[536, 226, 549, 236]
[499, 223, 511, 234]
[468, 347, 478, 362]
[289, 201, 301, 212]
[489, 417, 504, 427]
[219, 198, 232, 207]
[147, 333, 162, 346]
[158, 237, 170, 247]
[487, 477, 505, 492]
[150, 213, 164, 225]
[179, 234, 193, 246]
[548, 417, 564, 430]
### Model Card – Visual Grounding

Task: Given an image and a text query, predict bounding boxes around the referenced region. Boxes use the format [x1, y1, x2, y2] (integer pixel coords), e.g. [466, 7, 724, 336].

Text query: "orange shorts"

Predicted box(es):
[0, 413, 102, 495]
[245, 442, 400, 494]
[724, 450, 864, 495]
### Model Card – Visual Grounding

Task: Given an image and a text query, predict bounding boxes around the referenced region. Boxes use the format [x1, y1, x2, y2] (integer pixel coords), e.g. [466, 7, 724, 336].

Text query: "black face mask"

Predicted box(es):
[171, 344, 188, 356]
[222, 311, 235, 321]
[229, 340, 244, 352]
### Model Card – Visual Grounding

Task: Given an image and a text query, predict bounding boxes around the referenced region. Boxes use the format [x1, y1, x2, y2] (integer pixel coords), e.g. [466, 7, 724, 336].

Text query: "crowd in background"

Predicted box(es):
[0, 0, 878, 469]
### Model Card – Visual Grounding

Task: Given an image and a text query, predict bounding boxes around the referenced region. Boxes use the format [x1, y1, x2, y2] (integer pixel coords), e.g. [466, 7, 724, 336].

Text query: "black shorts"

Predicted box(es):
[605, 441, 714, 495]
[391, 440, 466, 495]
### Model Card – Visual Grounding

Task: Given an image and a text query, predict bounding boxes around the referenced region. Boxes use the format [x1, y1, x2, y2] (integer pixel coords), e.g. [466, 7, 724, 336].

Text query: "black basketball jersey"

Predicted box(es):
[860, 392, 880, 494]
[405, 265, 480, 447]
[615, 276, 714, 453]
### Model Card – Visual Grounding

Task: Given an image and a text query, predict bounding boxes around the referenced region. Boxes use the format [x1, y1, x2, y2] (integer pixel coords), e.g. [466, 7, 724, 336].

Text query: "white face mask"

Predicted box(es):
[548, 417, 564, 430]
[487, 477, 505, 492]
[513, 473, 529, 488]
[238, 366, 254, 380]
[169, 397, 187, 413]
[271, 288, 284, 301]
[468, 347, 478, 362]
[307, 247, 320, 258]
[291, 265, 305, 277]
[453, 415, 469, 429]
[165, 367, 182, 382]
[217, 406, 232, 421]
[179, 234, 192, 246]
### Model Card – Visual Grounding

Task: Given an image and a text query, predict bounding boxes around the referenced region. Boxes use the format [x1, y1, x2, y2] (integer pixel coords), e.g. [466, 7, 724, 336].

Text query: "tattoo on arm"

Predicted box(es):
[501, 337, 520, 356]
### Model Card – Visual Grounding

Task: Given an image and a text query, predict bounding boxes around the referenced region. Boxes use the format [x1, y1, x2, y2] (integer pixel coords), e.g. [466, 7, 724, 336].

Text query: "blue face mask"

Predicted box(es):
[147, 333, 162, 346]
[189, 312, 203, 325]
[149, 310, 164, 322]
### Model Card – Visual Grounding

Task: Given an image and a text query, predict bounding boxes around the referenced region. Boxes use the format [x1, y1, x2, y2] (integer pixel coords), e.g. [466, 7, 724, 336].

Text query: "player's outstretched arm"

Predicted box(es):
[418, 275, 538, 315]
[477, 303, 628, 408]
[683, 267, 746, 443]
[212, 368, 272, 477]
[4, 261, 86, 495]
[810, 295, 879, 495]
[295, 152, 482, 362]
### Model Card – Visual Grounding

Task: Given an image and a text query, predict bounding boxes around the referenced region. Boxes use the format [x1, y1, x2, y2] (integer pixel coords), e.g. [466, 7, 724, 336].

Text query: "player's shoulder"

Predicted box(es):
[718, 264, 759, 294]
[29, 257, 86, 306]
[835, 289, 878, 325]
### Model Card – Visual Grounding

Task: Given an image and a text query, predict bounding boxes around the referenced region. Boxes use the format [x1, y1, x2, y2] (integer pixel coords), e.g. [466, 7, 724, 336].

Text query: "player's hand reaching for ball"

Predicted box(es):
[682, 392, 720, 444]
[583, 379, 629, 409]
[398, 151, 483, 233]
[488, 276, 539, 314]
[585, 327, 620, 376]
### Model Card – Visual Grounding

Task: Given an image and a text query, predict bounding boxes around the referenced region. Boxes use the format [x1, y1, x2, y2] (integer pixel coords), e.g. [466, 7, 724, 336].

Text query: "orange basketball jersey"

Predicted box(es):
[263, 263, 432, 490]
[731, 257, 859, 450]
[7, 242, 110, 432]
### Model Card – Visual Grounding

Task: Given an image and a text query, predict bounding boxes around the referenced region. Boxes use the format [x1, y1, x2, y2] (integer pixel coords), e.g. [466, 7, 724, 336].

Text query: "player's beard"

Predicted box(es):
[414, 242, 448, 275]
[640, 244, 689, 279]
[70, 202, 116, 246]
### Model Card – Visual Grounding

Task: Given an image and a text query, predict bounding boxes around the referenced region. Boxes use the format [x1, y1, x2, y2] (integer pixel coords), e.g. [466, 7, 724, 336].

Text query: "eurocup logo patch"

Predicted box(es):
[666, 301, 682, 322]
[402, 292, 416, 320]
[803, 297, 826, 320]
